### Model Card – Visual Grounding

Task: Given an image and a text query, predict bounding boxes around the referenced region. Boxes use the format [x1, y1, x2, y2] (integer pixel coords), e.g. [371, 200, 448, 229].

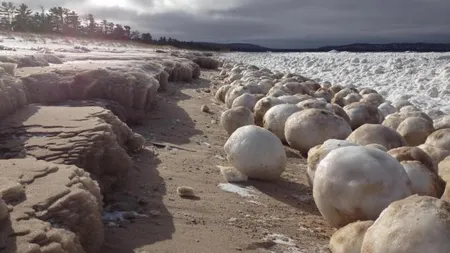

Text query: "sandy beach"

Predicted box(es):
[0, 34, 332, 253]
[1, 32, 450, 253]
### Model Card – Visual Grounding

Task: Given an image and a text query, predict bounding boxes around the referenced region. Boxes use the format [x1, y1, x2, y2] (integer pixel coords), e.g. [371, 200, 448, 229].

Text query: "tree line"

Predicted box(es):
[0, 2, 227, 51]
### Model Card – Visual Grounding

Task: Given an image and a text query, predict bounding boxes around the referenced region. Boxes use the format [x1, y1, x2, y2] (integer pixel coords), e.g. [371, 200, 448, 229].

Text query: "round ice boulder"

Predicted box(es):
[225, 86, 249, 108]
[231, 93, 263, 112]
[277, 95, 304, 105]
[425, 128, 450, 151]
[388, 147, 444, 197]
[215, 84, 231, 103]
[313, 146, 412, 228]
[361, 195, 450, 253]
[253, 96, 284, 126]
[329, 220, 374, 253]
[346, 124, 406, 150]
[283, 82, 311, 95]
[434, 115, 450, 131]
[296, 99, 331, 111]
[307, 139, 357, 187]
[220, 106, 254, 135]
[397, 116, 434, 146]
[285, 109, 352, 154]
[378, 102, 397, 117]
[359, 88, 377, 95]
[438, 158, 450, 202]
[418, 144, 450, 165]
[314, 88, 333, 102]
[267, 86, 290, 97]
[330, 103, 351, 125]
[400, 105, 420, 113]
[263, 104, 301, 143]
[344, 93, 362, 105]
[392, 99, 413, 110]
[224, 125, 287, 181]
[360, 93, 385, 107]
[344, 102, 384, 130]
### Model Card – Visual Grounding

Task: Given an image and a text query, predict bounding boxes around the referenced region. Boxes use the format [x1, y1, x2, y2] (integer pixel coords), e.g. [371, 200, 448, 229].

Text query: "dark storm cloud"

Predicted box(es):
[12, 0, 81, 10]
[10, 0, 450, 48]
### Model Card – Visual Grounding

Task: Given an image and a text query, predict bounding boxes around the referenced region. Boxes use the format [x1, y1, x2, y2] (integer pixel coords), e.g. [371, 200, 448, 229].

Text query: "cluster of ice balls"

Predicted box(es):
[214, 60, 450, 253]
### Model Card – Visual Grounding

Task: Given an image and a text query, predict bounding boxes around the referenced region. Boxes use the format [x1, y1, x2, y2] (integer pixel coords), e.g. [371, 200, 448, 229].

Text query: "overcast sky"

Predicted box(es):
[15, 0, 450, 48]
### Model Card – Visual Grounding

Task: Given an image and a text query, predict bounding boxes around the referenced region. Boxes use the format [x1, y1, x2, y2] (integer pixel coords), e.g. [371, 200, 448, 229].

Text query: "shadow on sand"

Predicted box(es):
[0, 218, 16, 253]
[249, 178, 321, 216]
[133, 76, 211, 146]
[101, 74, 212, 252]
[101, 148, 176, 253]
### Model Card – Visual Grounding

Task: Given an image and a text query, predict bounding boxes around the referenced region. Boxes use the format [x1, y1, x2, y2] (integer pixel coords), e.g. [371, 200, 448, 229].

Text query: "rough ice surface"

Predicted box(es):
[218, 183, 258, 198]
[219, 52, 450, 113]
[264, 233, 296, 246]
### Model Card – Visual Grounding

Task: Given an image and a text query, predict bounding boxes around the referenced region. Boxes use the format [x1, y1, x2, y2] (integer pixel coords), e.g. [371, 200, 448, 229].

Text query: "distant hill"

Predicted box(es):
[195, 42, 271, 52]
[222, 43, 272, 52]
[205, 42, 450, 53]
[315, 43, 450, 52]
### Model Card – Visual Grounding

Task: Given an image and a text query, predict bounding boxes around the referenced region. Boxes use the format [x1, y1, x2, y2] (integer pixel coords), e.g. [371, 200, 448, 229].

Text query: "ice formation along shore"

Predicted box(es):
[219, 52, 450, 116]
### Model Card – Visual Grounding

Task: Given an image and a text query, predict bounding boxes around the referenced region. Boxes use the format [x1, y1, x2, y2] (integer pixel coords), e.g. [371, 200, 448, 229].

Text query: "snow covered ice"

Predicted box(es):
[219, 52, 450, 115]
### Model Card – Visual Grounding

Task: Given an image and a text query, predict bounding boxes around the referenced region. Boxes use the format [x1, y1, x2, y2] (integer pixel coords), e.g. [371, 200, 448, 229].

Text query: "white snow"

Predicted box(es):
[4, 32, 449, 115]
[0, 32, 179, 64]
[219, 52, 450, 114]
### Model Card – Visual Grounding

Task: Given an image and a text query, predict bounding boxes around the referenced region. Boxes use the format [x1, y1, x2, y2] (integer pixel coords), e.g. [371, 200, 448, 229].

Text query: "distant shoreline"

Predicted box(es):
[206, 42, 450, 53]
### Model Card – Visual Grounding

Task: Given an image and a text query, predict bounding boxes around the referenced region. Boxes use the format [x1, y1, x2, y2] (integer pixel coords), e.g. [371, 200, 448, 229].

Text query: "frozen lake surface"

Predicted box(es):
[219, 52, 450, 114]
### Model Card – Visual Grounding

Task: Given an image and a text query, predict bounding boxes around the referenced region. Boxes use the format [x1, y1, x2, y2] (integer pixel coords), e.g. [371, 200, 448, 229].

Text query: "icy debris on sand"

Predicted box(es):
[103, 211, 148, 222]
[264, 233, 296, 246]
[218, 183, 258, 198]
[218, 165, 248, 183]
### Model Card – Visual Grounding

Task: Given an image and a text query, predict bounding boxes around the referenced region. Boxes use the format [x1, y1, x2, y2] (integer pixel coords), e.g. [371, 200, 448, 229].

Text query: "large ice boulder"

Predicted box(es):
[285, 109, 352, 154]
[361, 195, 450, 253]
[224, 125, 287, 181]
[313, 146, 412, 228]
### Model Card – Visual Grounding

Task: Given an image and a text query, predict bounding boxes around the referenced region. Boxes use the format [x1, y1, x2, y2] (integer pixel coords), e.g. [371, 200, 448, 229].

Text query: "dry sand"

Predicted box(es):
[0, 33, 334, 252]
[100, 70, 333, 253]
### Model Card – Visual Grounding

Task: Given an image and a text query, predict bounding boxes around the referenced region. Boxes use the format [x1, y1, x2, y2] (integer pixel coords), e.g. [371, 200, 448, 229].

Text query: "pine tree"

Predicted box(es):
[124, 25, 131, 39]
[101, 19, 108, 36]
[49, 6, 64, 33]
[13, 3, 32, 31]
[0, 2, 16, 30]
[87, 14, 96, 36]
